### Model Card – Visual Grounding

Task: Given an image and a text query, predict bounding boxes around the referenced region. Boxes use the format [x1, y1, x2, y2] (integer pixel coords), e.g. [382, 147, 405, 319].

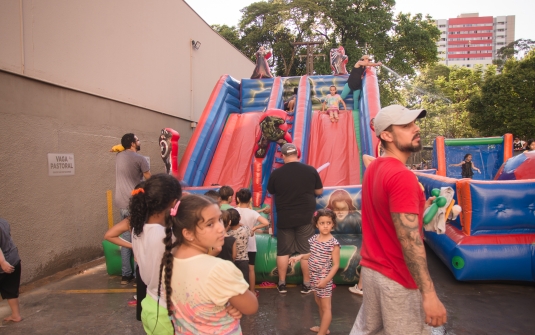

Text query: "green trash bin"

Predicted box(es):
[102, 240, 134, 276]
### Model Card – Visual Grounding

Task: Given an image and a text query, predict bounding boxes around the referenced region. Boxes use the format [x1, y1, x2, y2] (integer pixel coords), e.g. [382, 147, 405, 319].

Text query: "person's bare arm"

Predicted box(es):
[392, 212, 447, 327]
[0, 248, 14, 273]
[143, 171, 152, 180]
[232, 241, 237, 261]
[321, 101, 326, 112]
[228, 290, 258, 315]
[472, 163, 481, 173]
[340, 97, 347, 110]
[252, 216, 270, 232]
[104, 218, 132, 249]
[449, 161, 464, 167]
[314, 188, 323, 196]
[317, 245, 340, 288]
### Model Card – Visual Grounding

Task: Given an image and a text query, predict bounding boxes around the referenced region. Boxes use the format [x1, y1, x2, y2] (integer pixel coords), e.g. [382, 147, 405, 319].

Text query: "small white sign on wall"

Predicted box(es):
[48, 153, 75, 176]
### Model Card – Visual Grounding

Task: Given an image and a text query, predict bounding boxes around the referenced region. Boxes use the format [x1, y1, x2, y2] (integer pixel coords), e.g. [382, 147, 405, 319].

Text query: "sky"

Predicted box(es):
[185, 0, 535, 41]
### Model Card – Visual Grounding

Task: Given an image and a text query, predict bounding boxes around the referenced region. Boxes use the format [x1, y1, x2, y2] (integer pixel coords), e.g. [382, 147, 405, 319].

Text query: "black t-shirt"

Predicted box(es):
[347, 66, 365, 91]
[267, 162, 323, 229]
[216, 236, 236, 262]
[461, 161, 474, 178]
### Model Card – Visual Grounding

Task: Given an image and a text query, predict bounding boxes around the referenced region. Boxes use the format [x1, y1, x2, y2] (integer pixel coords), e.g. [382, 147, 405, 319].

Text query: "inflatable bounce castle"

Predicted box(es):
[175, 69, 381, 284]
[418, 136, 535, 282]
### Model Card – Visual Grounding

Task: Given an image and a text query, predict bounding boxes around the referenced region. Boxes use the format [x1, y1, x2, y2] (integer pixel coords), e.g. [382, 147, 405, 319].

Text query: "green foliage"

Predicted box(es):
[493, 39, 535, 72]
[407, 65, 494, 145]
[469, 49, 535, 138]
[211, 0, 440, 104]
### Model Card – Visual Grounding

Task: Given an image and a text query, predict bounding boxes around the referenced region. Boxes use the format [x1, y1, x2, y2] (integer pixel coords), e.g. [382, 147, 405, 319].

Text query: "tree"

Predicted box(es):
[493, 39, 535, 72]
[224, 0, 440, 106]
[469, 49, 535, 138]
[404, 64, 494, 144]
[212, 24, 244, 51]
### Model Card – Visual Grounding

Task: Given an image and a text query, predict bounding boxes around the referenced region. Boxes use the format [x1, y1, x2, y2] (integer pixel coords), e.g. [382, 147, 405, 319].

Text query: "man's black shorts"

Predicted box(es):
[0, 261, 21, 299]
[277, 224, 315, 256]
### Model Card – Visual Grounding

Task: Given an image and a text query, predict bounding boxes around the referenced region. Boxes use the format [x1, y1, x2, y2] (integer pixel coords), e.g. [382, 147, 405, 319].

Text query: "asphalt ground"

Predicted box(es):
[1, 245, 534, 334]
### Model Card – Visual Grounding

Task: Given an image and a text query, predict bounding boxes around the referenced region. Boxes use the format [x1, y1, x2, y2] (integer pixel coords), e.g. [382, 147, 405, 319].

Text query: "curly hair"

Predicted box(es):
[158, 194, 217, 316]
[129, 174, 182, 237]
[312, 208, 337, 228]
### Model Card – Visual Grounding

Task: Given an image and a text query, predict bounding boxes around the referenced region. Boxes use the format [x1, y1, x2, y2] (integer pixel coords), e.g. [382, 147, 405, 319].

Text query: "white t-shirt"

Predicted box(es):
[169, 254, 248, 334]
[234, 207, 261, 252]
[131, 224, 166, 305]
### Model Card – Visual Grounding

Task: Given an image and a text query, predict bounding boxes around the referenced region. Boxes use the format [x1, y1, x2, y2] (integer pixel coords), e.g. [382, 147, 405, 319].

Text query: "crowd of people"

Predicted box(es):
[97, 100, 447, 335]
[514, 136, 535, 154]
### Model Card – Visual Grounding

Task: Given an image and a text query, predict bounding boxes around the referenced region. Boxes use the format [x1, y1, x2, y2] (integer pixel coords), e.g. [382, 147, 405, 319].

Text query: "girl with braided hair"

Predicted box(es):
[158, 194, 258, 334]
[129, 173, 182, 334]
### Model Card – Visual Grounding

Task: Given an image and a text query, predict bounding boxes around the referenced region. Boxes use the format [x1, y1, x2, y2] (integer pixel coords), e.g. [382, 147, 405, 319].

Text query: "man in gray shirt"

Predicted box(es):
[0, 218, 22, 323]
[115, 133, 151, 284]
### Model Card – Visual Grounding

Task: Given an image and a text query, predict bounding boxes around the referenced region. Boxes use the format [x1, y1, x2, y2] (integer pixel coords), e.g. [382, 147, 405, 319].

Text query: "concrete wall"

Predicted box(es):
[0, 70, 192, 284]
[0, 0, 254, 120]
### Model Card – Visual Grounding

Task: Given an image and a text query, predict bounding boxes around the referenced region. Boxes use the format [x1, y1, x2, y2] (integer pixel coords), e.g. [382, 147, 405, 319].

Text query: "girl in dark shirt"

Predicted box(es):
[211, 210, 237, 262]
[450, 154, 481, 178]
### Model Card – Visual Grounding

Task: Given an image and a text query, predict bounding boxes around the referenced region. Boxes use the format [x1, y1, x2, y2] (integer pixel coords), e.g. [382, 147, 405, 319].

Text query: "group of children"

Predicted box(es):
[102, 174, 343, 335]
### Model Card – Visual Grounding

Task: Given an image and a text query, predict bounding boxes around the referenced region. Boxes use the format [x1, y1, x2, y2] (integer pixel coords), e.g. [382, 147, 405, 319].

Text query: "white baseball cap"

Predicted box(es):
[374, 105, 426, 137]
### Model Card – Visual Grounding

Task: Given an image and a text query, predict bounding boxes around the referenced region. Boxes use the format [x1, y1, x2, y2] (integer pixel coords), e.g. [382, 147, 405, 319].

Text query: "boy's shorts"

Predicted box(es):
[0, 261, 21, 299]
[248, 252, 256, 266]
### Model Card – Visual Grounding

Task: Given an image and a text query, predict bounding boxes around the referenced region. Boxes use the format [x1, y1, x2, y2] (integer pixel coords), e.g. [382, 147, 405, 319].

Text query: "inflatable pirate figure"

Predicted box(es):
[330, 46, 349, 75]
[251, 46, 273, 79]
[254, 109, 293, 158]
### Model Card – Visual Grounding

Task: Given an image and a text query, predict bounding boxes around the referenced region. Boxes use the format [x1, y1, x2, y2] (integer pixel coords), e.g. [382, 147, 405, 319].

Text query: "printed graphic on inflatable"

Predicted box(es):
[253, 109, 293, 158]
[330, 46, 349, 75]
[159, 128, 180, 177]
[251, 46, 273, 79]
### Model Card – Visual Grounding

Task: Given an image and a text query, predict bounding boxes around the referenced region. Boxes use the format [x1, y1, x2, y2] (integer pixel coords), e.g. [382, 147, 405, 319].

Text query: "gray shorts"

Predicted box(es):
[350, 267, 431, 335]
[277, 224, 315, 256]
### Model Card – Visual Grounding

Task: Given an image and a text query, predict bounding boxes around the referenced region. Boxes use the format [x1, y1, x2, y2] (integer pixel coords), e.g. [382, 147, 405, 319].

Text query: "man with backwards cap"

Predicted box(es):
[267, 143, 323, 295]
[350, 105, 447, 334]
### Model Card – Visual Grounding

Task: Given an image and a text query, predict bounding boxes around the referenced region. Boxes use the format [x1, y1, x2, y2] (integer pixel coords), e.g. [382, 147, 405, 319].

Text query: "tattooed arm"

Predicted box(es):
[392, 212, 447, 327]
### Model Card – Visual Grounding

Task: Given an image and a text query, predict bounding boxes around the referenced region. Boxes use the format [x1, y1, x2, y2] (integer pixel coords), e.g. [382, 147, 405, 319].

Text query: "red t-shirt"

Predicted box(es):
[360, 157, 425, 289]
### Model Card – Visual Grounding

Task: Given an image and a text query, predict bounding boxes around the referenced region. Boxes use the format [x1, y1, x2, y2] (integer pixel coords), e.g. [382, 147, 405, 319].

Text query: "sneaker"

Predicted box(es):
[121, 275, 134, 285]
[349, 285, 363, 295]
[300, 284, 312, 294]
[277, 284, 287, 294]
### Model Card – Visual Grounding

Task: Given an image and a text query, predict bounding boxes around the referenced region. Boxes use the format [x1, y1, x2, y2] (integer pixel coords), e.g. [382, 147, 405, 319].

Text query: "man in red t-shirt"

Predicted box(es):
[350, 105, 447, 335]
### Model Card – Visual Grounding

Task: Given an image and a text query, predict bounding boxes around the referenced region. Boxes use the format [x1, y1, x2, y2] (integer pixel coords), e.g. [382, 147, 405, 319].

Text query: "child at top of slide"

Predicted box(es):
[322, 86, 347, 123]
[159, 195, 258, 334]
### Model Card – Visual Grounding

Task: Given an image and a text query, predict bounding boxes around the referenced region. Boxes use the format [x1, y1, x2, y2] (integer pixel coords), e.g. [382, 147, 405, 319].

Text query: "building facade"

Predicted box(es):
[0, 0, 255, 284]
[436, 13, 515, 68]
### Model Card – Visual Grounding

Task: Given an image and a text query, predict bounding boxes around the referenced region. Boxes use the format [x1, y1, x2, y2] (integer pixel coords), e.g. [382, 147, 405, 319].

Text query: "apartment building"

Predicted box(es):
[436, 13, 515, 67]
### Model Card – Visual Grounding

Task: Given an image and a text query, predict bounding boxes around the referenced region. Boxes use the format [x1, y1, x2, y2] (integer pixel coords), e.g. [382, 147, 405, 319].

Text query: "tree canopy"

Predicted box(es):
[469, 49, 535, 138]
[212, 0, 441, 106]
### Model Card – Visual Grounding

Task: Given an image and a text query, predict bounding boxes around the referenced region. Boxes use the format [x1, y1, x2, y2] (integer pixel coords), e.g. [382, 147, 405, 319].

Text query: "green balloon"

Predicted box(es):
[435, 196, 448, 207]
[431, 188, 440, 197]
[452, 256, 465, 269]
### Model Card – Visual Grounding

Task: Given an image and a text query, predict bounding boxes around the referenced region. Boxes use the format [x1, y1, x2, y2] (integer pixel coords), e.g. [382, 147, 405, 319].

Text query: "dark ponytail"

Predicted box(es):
[129, 174, 182, 237]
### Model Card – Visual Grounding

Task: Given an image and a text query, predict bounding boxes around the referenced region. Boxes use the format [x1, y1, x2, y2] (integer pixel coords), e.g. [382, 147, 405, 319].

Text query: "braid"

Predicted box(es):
[158, 218, 177, 317]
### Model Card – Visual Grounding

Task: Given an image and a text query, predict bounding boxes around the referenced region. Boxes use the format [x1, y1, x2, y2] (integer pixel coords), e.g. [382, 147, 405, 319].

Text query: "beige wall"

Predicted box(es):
[0, 0, 254, 284]
[0, 0, 254, 120]
[0, 71, 193, 284]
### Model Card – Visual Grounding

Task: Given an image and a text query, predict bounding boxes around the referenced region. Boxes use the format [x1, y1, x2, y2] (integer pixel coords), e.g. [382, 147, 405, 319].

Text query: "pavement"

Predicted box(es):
[1, 245, 534, 335]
